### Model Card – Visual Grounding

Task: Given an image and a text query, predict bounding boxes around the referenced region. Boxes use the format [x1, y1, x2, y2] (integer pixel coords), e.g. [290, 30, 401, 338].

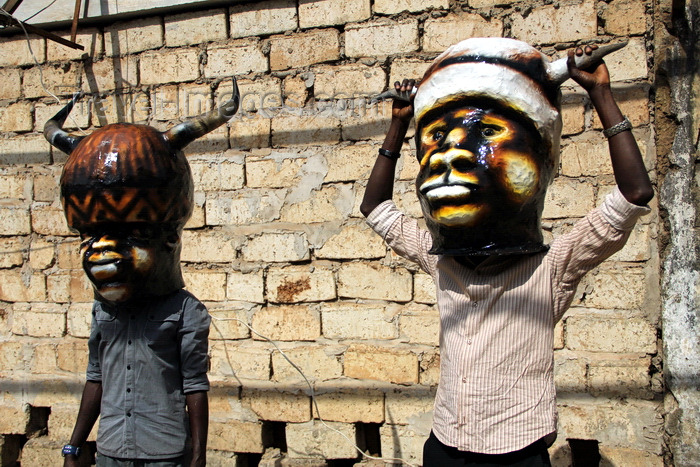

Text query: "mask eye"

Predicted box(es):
[79, 231, 97, 248]
[125, 225, 158, 246]
[480, 124, 503, 138]
[432, 130, 445, 142]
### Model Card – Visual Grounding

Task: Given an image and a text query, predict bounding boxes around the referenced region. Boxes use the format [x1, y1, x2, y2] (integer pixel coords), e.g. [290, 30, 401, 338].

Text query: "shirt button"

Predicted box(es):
[127, 365, 131, 370]
[462, 377, 467, 383]
[128, 340, 132, 345]
[126, 388, 131, 393]
[127, 412, 131, 417]
[467, 339, 472, 345]
[472, 302, 478, 307]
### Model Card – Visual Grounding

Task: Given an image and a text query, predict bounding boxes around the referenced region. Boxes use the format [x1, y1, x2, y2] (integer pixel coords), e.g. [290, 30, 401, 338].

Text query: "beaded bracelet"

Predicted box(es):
[378, 148, 401, 160]
[603, 117, 632, 138]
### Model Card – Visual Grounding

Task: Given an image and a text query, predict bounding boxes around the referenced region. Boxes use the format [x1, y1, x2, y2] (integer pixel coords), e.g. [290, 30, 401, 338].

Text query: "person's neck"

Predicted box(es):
[455, 255, 490, 268]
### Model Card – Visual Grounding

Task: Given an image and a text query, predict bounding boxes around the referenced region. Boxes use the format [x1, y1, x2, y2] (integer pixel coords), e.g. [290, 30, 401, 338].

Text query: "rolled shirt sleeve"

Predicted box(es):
[366, 200, 437, 275]
[600, 185, 651, 231]
[549, 185, 652, 322]
[86, 305, 102, 382]
[179, 294, 211, 394]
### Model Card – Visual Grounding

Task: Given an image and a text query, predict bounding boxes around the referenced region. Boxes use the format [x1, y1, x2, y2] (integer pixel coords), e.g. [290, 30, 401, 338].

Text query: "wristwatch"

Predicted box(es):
[61, 444, 81, 457]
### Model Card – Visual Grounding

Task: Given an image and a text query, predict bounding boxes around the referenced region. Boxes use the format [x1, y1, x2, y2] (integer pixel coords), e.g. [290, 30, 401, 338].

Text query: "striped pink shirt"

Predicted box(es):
[366, 187, 649, 454]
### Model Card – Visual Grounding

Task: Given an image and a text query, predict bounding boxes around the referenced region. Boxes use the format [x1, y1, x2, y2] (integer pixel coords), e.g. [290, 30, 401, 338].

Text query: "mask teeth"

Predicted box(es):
[547, 41, 629, 85]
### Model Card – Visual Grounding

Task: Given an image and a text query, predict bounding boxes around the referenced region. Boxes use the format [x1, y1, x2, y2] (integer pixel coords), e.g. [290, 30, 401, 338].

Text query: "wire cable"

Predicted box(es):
[0, 7, 87, 135]
[210, 315, 418, 466]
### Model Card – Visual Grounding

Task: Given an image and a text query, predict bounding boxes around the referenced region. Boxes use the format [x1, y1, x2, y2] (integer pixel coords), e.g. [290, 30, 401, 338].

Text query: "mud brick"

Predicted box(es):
[337, 262, 412, 302]
[344, 343, 419, 384]
[299, 0, 370, 28]
[267, 265, 336, 303]
[321, 302, 398, 340]
[165, 9, 227, 47]
[230, 0, 297, 39]
[104, 17, 162, 56]
[511, 1, 597, 45]
[251, 305, 321, 341]
[345, 20, 419, 58]
[423, 14, 503, 53]
[269, 29, 340, 71]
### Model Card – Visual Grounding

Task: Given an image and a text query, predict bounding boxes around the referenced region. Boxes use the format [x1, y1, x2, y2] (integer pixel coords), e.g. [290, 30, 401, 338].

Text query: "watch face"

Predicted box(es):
[62, 445, 80, 457]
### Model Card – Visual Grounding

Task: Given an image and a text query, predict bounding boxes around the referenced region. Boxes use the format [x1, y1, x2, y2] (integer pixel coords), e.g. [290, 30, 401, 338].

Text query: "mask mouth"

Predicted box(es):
[419, 168, 480, 204]
[84, 250, 126, 282]
[88, 262, 120, 281]
[421, 183, 475, 202]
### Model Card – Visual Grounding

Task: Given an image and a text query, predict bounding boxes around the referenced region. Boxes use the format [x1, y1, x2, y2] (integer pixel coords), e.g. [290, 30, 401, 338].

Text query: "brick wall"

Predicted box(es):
[0, 0, 662, 465]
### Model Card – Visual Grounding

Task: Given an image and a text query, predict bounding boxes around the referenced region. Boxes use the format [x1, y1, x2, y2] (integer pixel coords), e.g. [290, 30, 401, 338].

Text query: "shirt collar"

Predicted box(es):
[451, 253, 538, 274]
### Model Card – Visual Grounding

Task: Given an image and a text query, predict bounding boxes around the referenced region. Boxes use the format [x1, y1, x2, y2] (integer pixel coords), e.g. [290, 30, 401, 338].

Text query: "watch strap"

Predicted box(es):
[62, 444, 81, 457]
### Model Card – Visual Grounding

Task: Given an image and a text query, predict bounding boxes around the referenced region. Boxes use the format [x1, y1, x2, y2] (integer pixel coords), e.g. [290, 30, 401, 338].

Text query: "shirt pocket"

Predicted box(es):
[145, 309, 181, 346]
[95, 309, 118, 342]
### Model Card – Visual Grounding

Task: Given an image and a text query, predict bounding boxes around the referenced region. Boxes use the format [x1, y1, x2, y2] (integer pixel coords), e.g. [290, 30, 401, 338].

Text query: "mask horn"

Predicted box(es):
[164, 77, 240, 150]
[547, 41, 629, 85]
[43, 92, 85, 155]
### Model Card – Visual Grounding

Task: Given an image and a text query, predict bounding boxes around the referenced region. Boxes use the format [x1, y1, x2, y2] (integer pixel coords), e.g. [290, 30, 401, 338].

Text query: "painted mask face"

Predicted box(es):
[46, 81, 239, 302]
[79, 223, 179, 304]
[413, 99, 552, 256]
[416, 105, 543, 229]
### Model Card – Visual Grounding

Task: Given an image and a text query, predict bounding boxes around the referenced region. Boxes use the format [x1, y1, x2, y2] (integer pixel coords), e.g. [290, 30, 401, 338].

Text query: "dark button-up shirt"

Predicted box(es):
[87, 289, 210, 459]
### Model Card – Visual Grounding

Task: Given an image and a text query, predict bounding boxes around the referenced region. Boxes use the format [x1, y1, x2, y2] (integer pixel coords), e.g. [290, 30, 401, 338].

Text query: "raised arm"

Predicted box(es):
[567, 45, 654, 206]
[360, 79, 415, 217]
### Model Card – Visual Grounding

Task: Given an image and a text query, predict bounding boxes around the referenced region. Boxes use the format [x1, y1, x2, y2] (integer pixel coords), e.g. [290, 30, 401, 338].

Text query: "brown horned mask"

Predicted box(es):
[45, 79, 239, 233]
[44, 80, 239, 304]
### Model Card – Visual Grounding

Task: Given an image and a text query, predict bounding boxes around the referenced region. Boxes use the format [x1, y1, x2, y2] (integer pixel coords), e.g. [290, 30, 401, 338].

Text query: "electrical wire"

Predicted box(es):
[0, 7, 87, 135]
[210, 316, 419, 466]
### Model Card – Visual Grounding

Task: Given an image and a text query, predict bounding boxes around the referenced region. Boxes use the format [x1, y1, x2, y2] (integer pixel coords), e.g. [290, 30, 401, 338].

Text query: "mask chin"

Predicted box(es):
[95, 285, 134, 304]
[423, 192, 548, 256]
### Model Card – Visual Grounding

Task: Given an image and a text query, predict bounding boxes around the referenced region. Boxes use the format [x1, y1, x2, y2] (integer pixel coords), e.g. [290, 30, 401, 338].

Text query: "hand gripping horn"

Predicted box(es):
[546, 40, 628, 85]
[372, 41, 629, 103]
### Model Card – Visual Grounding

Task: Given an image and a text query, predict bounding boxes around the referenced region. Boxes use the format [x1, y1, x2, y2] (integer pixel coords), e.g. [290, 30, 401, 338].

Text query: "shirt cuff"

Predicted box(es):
[183, 373, 210, 394]
[365, 200, 400, 238]
[600, 186, 651, 231]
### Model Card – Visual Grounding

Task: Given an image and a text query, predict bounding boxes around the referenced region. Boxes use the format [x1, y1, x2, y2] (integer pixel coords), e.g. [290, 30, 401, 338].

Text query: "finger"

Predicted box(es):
[394, 80, 401, 90]
[566, 51, 585, 78]
[575, 47, 584, 56]
[400, 80, 414, 96]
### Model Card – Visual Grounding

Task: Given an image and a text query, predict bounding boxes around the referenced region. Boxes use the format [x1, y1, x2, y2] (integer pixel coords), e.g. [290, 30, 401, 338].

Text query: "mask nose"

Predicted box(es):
[428, 125, 481, 170]
[91, 235, 118, 250]
[428, 147, 478, 180]
[84, 235, 122, 263]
